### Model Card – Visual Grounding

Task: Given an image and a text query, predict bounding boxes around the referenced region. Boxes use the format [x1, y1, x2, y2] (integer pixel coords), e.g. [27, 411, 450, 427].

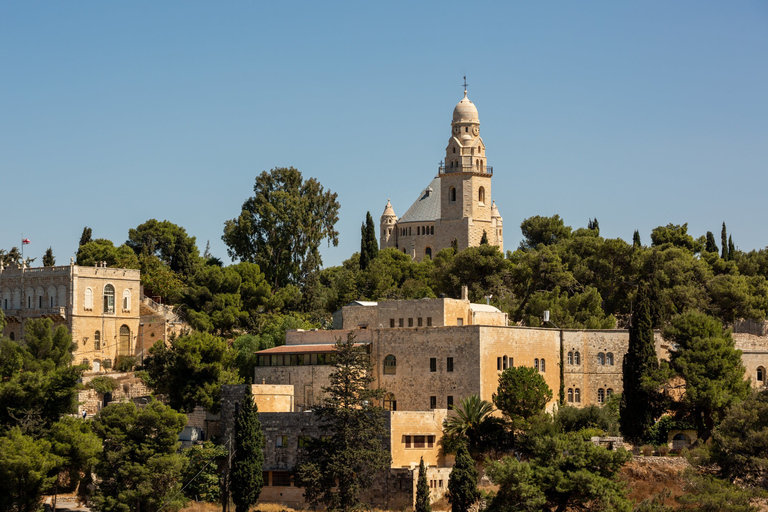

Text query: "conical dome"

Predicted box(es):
[382, 199, 396, 218]
[452, 90, 479, 124]
[491, 200, 501, 218]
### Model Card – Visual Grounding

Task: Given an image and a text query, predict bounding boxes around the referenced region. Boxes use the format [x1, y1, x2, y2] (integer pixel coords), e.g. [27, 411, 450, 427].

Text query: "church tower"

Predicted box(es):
[438, 89, 501, 251]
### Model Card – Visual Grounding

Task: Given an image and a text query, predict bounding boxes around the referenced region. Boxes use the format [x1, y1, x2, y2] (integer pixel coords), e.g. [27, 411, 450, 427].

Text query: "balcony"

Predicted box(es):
[438, 163, 493, 175]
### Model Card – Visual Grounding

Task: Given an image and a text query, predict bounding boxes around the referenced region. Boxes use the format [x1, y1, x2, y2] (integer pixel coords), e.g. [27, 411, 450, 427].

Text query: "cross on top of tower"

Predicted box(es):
[463, 75, 468, 92]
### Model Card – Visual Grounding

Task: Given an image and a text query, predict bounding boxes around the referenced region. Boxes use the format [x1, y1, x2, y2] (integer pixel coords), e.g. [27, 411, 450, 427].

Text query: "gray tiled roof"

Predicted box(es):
[398, 176, 441, 223]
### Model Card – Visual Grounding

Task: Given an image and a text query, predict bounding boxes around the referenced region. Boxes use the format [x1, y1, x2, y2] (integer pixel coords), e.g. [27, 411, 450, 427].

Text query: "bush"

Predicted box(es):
[641, 445, 654, 456]
[556, 404, 619, 436]
[115, 355, 138, 372]
[88, 376, 119, 395]
[657, 444, 670, 456]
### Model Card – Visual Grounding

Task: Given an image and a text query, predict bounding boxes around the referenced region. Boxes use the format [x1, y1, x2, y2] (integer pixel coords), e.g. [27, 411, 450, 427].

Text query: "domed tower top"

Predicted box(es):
[452, 90, 479, 124]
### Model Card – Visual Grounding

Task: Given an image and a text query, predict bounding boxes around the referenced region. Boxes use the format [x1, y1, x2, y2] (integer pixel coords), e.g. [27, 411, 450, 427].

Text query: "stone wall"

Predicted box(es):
[390, 410, 448, 468]
[252, 384, 294, 412]
[253, 364, 335, 410]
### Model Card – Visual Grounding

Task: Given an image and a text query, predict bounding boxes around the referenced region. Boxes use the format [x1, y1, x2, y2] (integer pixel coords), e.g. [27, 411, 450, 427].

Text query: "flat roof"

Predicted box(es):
[256, 343, 367, 355]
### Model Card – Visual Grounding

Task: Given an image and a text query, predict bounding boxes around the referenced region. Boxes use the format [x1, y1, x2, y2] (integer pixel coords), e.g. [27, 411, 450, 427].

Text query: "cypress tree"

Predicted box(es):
[79, 227, 92, 247]
[43, 247, 55, 267]
[451, 239, 458, 252]
[632, 230, 641, 249]
[721, 222, 728, 260]
[588, 218, 599, 234]
[728, 235, 735, 261]
[619, 283, 660, 443]
[416, 457, 431, 512]
[360, 211, 378, 270]
[480, 230, 489, 245]
[705, 231, 718, 254]
[447, 443, 479, 512]
[231, 388, 264, 512]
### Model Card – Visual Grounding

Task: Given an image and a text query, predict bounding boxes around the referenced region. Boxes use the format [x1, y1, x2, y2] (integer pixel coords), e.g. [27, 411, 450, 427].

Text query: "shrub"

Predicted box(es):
[641, 445, 654, 456]
[115, 355, 138, 372]
[88, 376, 119, 395]
[657, 444, 670, 456]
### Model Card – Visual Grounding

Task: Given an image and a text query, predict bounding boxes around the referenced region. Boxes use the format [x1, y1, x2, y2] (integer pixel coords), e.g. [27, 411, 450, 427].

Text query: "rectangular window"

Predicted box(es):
[428, 435, 435, 448]
[430, 396, 437, 409]
[390, 318, 395, 328]
[439, 479, 443, 488]
[447, 357, 454, 372]
[404, 435, 411, 448]
[418, 317, 423, 327]
[457, 318, 464, 326]
[497, 357, 502, 370]
[317, 353, 326, 365]
[409, 318, 414, 327]
[263, 471, 271, 486]
[298, 436, 311, 449]
[430, 358, 436, 372]
[399, 318, 404, 327]
[276, 435, 287, 448]
[414, 435, 426, 448]
[39, 296, 43, 308]
[272, 471, 292, 487]
[447, 396, 454, 409]
[427, 317, 432, 326]
[508, 356, 513, 367]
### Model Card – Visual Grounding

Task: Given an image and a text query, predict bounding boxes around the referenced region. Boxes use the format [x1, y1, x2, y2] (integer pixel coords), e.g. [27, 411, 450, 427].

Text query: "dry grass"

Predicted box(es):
[180, 502, 304, 512]
[620, 460, 687, 508]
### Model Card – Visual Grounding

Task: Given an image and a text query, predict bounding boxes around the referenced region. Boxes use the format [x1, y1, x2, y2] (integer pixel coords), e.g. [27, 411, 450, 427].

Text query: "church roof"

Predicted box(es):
[398, 176, 441, 223]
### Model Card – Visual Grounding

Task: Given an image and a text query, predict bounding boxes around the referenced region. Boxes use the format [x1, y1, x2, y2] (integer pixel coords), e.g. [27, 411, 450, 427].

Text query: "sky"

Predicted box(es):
[2, 2, 767, 269]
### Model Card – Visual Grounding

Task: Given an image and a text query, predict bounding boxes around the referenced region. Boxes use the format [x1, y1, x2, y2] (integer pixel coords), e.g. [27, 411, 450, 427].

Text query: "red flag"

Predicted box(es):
[22, 238, 31, 245]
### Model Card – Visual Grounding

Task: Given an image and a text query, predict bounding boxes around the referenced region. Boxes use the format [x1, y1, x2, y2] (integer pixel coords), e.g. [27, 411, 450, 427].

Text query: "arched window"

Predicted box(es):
[540, 358, 546, 372]
[48, 286, 56, 307]
[94, 331, 101, 350]
[430, 226, 434, 235]
[598, 389, 605, 403]
[503, 355, 508, 370]
[82, 358, 89, 368]
[384, 393, 396, 411]
[119, 325, 131, 356]
[478, 187, 485, 204]
[606, 352, 614, 365]
[607, 388, 614, 397]
[103, 285, 115, 314]
[123, 289, 131, 312]
[93, 360, 101, 372]
[425, 247, 432, 259]
[450, 187, 456, 202]
[567, 388, 574, 403]
[567, 351, 573, 365]
[574, 388, 581, 403]
[574, 351, 581, 365]
[384, 355, 397, 375]
[758, 367, 765, 382]
[10, 332, 15, 341]
[534, 358, 539, 371]
[597, 353, 605, 365]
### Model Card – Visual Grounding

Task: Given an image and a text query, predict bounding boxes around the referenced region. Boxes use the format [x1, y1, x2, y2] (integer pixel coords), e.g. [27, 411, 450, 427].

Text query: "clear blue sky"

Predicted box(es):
[2, 2, 767, 268]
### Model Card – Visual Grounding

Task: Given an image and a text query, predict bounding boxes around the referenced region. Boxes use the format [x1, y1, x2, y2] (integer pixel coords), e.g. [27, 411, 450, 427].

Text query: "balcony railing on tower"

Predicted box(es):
[438, 162, 493, 175]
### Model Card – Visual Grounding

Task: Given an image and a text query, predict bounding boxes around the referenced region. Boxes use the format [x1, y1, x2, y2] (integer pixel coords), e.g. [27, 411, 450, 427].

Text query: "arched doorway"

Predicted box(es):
[119, 325, 131, 356]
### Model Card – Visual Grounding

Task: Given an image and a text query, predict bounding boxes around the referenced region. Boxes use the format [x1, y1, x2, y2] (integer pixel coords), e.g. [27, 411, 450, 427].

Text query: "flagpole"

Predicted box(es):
[20, 234, 25, 339]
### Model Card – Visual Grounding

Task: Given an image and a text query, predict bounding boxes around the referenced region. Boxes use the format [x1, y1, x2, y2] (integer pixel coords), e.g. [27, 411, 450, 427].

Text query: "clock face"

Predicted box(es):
[472, 126, 479, 136]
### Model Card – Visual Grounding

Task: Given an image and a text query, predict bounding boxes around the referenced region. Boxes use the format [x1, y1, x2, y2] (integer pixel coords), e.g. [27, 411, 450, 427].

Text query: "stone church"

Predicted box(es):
[380, 89, 504, 260]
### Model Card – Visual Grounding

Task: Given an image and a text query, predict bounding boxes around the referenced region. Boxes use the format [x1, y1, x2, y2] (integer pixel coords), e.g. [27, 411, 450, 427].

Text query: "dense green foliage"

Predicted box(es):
[42, 247, 55, 267]
[180, 441, 227, 503]
[360, 211, 378, 270]
[447, 443, 479, 512]
[0, 428, 60, 512]
[295, 334, 390, 511]
[91, 400, 187, 512]
[442, 394, 509, 458]
[76, 239, 140, 269]
[127, 219, 200, 278]
[416, 457, 431, 512]
[493, 366, 553, 427]
[223, 167, 340, 290]
[231, 389, 264, 512]
[143, 331, 242, 413]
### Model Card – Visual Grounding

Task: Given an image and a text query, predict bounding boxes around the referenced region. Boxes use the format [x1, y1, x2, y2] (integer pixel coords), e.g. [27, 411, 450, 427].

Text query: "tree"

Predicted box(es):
[359, 211, 378, 270]
[650, 223, 701, 252]
[139, 254, 185, 303]
[416, 457, 431, 512]
[295, 333, 390, 511]
[493, 366, 552, 427]
[127, 219, 200, 278]
[181, 441, 227, 503]
[728, 235, 735, 261]
[143, 331, 242, 413]
[0, 428, 60, 512]
[442, 394, 507, 457]
[79, 226, 93, 247]
[587, 218, 599, 234]
[480, 230, 489, 245]
[721, 222, 728, 260]
[91, 400, 188, 512]
[222, 167, 340, 290]
[76, 239, 139, 269]
[486, 432, 632, 512]
[633, 230, 641, 248]
[447, 443, 479, 512]
[48, 416, 102, 493]
[663, 312, 750, 442]
[705, 231, 719, 254]
[619, 284, 661, 443]
[43, 247, 55, 267]
[231, 388, 265, 512]
[519, 215, 571, 250]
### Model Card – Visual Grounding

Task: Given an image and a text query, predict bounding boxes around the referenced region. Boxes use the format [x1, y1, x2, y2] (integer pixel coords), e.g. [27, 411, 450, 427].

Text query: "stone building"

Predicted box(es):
[0, 260, 182, 372]
[380, 89, 503, 260]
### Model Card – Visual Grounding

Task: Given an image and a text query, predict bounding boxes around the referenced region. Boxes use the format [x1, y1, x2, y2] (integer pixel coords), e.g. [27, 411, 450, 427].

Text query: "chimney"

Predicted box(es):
[461, 285, 468, 301]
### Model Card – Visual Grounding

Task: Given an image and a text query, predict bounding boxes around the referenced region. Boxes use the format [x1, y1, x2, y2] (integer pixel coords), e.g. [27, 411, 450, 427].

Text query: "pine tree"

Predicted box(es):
[360, 212, 378, 270]
[448, 443, 479, 512]
[705, 231, 718, 254]
[721, 222, 728, 260]
[633, 230, 641, 249]
[416, 457, 431, 512]
[728, 235, 735, 261]
[619, 283, 661, 443]
[79, 227, 92, 247]
[480, 230, 489, 245]
[231, 388, 264, 512]
[43, 247, 55, 267]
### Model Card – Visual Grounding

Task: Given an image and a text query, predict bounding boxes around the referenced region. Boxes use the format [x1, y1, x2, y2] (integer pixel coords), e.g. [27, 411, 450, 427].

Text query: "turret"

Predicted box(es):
[380, 199, 398, 249]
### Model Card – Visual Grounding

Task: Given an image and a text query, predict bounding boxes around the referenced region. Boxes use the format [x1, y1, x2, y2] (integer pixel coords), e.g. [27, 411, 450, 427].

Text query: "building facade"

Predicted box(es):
[1, 261, 141, 370]
[380, 90, 503, 260]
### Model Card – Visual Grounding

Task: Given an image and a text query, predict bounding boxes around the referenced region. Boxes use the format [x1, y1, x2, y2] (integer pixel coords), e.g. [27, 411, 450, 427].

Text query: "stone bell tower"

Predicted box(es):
[438, 88, 502, 252]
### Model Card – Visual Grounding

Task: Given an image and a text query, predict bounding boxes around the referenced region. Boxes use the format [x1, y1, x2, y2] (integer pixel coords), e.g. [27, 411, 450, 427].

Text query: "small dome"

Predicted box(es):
[381, 199, 396, 218]
[452, 90, 479, 124]
[491, 200, 502, 218]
